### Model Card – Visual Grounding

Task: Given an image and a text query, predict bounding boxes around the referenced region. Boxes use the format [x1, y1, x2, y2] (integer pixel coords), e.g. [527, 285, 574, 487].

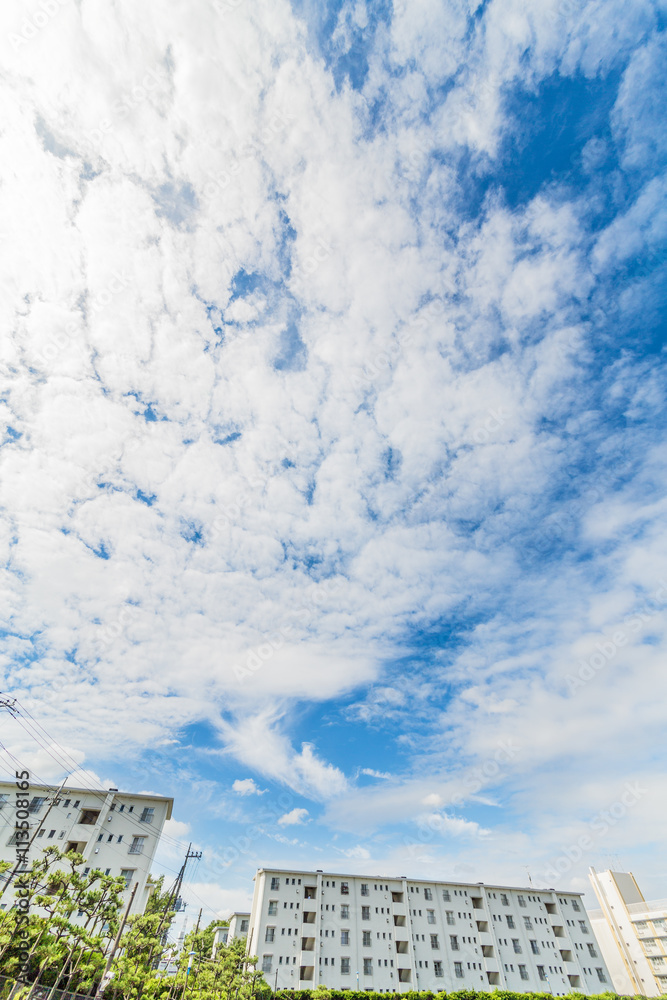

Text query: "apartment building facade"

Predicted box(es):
[0, 781, 173, 918]
[244, 868, 612, 994]
[589, 868, 667, 997]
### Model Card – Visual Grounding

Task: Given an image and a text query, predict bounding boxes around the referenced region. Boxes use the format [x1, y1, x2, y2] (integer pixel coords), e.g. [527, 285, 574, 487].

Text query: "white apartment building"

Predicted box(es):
[213, 912, 251, 954]
[589, 868, 667, 997]
[243, 868, 612, 994]
[0, 781, 173, 918]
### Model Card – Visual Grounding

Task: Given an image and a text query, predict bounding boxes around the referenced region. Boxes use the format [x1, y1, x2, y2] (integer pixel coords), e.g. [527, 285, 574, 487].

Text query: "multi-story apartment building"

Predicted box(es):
[213, 912, 251, 954]
[242, 868, 612, 994]
[589, 868, 667, 997]
[0, 781, 173, 918]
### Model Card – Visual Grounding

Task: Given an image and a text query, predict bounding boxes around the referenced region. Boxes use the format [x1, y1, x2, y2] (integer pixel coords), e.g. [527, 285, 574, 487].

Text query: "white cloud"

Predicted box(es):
[232, 778, 266, 796]
[277, 807, 309, 826]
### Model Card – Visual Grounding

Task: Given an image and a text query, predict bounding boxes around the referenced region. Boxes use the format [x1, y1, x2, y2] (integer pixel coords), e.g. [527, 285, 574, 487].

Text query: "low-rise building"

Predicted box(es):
[589, 868, 667, 997]
[0, 781, 173, 918]
[242, 868, 612, 994]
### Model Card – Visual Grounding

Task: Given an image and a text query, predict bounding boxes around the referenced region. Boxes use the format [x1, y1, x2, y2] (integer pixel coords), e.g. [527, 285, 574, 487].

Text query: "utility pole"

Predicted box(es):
[94, 881, 138, 998]
[146, 843, 202, 972]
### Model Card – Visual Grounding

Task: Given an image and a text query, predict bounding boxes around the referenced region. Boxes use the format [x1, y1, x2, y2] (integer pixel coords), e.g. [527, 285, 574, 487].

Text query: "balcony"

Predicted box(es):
[396, 941, 409, 954]
[546, 903, 557, 915]
[482, 946, 494, 958]
[394, 915, 406, 927]
[299, 966, 314, 982]
[392, 891, 404, 903]
[552, 925, 565, 937]
[487, 972, 500, 985]
[476, 921, 489, 933]
[560, 950, 574, 963]
[302, 911, 316, 924]
[301, 938, 315, 952]
[568, 975, 581, 988]
[304, 886, 317, 899]
[471, 896, 484, 909]
[398, 969, 411, 983]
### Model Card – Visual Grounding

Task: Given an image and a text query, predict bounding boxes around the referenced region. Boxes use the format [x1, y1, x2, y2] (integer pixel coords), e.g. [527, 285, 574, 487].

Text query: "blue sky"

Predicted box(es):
[0, 0, 666, 922]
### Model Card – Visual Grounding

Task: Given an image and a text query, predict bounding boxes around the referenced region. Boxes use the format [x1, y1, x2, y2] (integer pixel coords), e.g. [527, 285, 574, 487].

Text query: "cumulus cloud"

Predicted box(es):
[277, 807, 309, 826]
[232, 778, 266, 796]
[0, 0, 665, 906]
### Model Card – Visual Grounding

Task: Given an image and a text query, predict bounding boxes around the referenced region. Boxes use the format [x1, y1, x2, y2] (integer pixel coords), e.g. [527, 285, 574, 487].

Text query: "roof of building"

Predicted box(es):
[0, 780, 174, 819]
[254, 866, 583, 896]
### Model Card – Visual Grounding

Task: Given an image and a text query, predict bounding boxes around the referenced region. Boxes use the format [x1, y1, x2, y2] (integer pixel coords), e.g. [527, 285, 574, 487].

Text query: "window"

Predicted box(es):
[270, 877, 280, 890]
[341, 904, 349, 919]
[524, 916, 533, 929]
[117, 836, 123, 843]
[530, 940, 540, 954]
[450, 935, 458, 951]
[500, 893, 509, 905]
[262, 956, 272, 974]
[265, 928, 275, 942]
[140, 807, 154, 824]
[29, 797, 47, 814]
[446, 911, 455, 925]
[37, 830, 45, 838]
[107, 834, 113, 842]
[128, 836, 146, 854]
[361, 884, 369, 896]
[363, 958, 372, 976]
[430, 935, 439, 949]
[572, 899, 580, 912]
[304, 886, 316, 899]
[48, 830, 55, 839]
[73, 800, 80, 808]
[424, 888, 432, 900]
[579, 920, 588, 934]
[427, 910, 436, 924]
[79, 809, 100, 825]
[518, 895, 526, 907]
[519, 965, 529, 981]
[97, 833, 103, 842]
[537, 966, 547, 981]
[362, 906, 370, 920]
[341, 881, 349, 895]
[596, 968, 607, 983]
[341, 930, 349, 946]
[241, 920, 249, 932]
[454, 962, 464, 978]
[443, 890, 451, 901]
[119, 804, 124, 812]
[434, 961, 443, 978]
[341, 958, 350, 975]
[363, 931, 372, 946]
[512, 940, 522, 954]
[507, 915, 515, 928]
[268, 901, 278, 915]
[120, 869, 135, 890]
[587, 943, 597, 957]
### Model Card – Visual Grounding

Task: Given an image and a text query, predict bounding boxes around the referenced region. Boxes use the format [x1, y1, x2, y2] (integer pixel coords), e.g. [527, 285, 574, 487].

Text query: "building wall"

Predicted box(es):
[0, 782, 173, 919]
[246, 869, 612, 994]
[589, 868, 667, 997]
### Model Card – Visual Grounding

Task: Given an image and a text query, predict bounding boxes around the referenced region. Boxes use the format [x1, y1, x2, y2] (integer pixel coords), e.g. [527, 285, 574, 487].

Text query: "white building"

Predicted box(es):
[242, 868, 612, 994]
[213, 912, 251, 955]
[0, 781, 173, 918]
[589, 868, 667, 997]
